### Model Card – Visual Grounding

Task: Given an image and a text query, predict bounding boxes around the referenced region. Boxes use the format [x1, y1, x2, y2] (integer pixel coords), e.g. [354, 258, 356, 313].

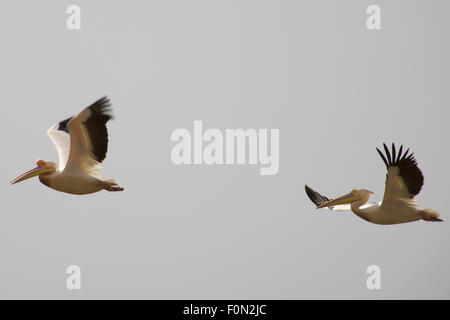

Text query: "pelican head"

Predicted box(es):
[317, 188, 374, 209]
[10, 160, 57, 185]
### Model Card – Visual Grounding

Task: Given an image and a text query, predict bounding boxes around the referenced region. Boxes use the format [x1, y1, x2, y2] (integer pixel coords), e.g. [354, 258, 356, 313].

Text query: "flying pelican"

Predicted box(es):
[305, 143, 442, 225]
[10, 96, 124, 195]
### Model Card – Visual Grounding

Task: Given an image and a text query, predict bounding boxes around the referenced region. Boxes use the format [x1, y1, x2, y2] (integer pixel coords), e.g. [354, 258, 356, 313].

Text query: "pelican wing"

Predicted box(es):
[46, 117, 73, 171]
[377, 143, 424, 206]
[305, 185, 377, 211]
[63, 96, 113, 178]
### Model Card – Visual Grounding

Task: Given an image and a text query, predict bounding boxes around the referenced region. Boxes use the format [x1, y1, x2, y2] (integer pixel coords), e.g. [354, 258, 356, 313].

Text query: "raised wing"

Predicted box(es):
[376, 143, 424, 206]
[63, 96, 113, 178]
[305, 185, 376, 211]
[46, 117, 73, 171]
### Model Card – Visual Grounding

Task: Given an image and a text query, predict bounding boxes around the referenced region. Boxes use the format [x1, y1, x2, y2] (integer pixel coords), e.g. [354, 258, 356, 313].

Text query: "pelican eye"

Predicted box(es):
[36, 160, 46, 167]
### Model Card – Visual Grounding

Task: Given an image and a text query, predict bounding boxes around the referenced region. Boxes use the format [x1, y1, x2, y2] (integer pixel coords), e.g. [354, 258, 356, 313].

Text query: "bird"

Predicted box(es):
[305, 143, 442, 225]
[10, 96, 124, 195]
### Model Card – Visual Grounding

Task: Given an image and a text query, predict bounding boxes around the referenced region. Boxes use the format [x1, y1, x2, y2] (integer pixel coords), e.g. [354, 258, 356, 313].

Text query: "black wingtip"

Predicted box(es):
[88, 96, 114, 122]
[396, 145, 403, 162]
[57, 117, 73, 133]
[84, 96, 114, 163]
[383, 143, 391, 165]
[376, 147, 389, 168]
[391, 143, 396, 164]
[305, 185, 332, 208]
[378, 142, 424, 197]
[305, 185, 317, 206]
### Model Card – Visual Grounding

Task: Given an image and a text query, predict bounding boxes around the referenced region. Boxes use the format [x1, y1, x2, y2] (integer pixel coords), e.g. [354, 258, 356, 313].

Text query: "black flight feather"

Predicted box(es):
[376, 143, 424, 197]
[84, 96, 114, 163]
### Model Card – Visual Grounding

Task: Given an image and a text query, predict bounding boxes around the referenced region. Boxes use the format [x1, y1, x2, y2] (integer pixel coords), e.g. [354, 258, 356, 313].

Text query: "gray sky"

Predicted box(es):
[0, 0, 449, 299]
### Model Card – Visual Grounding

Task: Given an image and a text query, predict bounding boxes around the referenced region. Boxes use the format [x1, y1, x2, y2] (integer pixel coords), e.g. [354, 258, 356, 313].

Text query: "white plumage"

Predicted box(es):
[10, 96, 124, 195]
[47, 122, 71, 172]
[306, 143, 441, 225]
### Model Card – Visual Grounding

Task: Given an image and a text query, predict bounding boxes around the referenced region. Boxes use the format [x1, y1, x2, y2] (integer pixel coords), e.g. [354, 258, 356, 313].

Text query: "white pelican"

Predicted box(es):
[305, 143, 442, 225]
[10, 96, 124, 195]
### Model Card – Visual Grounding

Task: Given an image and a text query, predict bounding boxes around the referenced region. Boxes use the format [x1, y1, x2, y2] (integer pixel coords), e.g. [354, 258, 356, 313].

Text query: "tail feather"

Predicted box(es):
[419, 209, 443, 222]
[101, 179, 124, 192]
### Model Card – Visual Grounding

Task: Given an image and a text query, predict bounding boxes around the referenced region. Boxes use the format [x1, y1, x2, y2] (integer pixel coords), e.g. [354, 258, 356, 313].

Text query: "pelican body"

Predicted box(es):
[305, 143, 442, 225]
[10, 97, 124, 195]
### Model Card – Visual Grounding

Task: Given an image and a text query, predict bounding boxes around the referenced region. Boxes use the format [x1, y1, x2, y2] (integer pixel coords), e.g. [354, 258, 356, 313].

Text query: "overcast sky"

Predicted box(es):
[0, 0, 449, 299]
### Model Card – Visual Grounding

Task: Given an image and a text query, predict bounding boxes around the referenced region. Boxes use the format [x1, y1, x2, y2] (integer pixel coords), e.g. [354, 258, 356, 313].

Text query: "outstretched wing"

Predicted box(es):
[63, 96, 114, 178]
[305, 185, 376, 211]
[376, 143, 424, 207]
[46, 117, 73, 172]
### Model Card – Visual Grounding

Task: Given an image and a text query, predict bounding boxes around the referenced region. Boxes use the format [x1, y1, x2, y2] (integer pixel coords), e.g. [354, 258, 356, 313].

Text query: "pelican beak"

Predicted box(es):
[317, 192, 361, 209]
[9, 166, 52, 185]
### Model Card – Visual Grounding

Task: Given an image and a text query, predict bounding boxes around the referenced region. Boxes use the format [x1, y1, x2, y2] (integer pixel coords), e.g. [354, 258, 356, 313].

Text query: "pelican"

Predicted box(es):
[10, 96, 124, 195]
[305, 143, 442, 225]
